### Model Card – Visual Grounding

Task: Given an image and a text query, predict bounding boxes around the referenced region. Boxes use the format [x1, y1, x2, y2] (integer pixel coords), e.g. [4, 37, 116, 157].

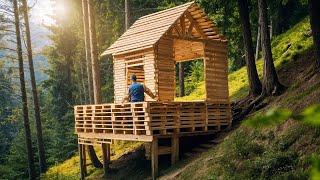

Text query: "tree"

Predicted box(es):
[308, 0, 320, 71]
[87, 0, 105, 169]
[258, 0, 284, 96]
[237, 0, 262, 96]
[21, 0, 47, 173]
[12, 0, 36, 178]
[82, 0, 94, 104]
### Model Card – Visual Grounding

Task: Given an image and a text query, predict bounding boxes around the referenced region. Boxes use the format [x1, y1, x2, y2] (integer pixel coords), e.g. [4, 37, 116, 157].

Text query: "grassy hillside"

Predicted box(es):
[43, 17, 318, 179]
[163, 17, 320, 179]
[176, 17, 313, 101]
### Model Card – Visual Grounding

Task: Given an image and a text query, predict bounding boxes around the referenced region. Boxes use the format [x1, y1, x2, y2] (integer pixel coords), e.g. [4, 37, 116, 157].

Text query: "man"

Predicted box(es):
[123, 74, 157, 102]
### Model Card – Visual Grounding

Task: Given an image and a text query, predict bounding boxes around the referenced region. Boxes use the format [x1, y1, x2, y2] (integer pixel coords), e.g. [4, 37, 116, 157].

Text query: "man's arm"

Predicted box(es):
[143, 85, 157, 100]
[122, 88, 131, 103]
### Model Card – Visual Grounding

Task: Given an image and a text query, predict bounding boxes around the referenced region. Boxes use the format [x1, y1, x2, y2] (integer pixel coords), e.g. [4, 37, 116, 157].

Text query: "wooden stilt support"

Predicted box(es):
[79, 144, 85, 180]
[171, 135, 179, 165]
[82, 145, 87, 175]
[151, 138, 158, 180]
[102, 143, 110, 176]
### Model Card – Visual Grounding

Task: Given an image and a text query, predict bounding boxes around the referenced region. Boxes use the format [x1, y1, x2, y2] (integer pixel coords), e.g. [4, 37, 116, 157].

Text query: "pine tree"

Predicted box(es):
[21, 0, 47, 173]
[82, 0, 94, 104]
[258, 0, 285, 96]
[13, 0, 36, 178]
[86, 0, 105, 169]
[237, 0, 262, 96]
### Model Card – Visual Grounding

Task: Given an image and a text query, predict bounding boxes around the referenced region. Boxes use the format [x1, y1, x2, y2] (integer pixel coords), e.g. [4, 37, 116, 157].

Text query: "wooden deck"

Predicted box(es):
[75, 101, 231, 179]
[75, 101, 231, 144]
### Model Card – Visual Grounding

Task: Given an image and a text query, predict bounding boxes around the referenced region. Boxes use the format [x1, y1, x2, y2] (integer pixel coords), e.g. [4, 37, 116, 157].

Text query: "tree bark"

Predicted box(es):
[88, 0, 101, 104]
[238, 0, 262, 96]
[21, 0, 47, 173]
[255, 24, 261, 61]
[13, 0, 36, 178]
[258, 0, 285, 96]
[178, 62, 185, 97]
[87, 0, 105, 169]
[82, 0, 94, 104]
[309, 0, 320, 71]
[125, 0, 130, 30]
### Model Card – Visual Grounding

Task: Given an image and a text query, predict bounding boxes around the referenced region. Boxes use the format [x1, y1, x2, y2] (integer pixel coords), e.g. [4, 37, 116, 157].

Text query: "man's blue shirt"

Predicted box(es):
[128, 82, 144, 102]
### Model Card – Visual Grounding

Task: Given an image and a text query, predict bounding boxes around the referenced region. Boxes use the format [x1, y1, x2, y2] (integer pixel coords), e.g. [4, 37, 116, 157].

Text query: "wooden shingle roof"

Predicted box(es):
[102, 1, 224, 56]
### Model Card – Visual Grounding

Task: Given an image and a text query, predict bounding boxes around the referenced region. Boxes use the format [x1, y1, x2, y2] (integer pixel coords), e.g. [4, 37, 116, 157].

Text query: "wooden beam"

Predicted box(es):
[171, 135, 179, 165]
[102, 143, 110, 176]
[79, 144, 85, 180]
[82, 145, 87, 175]
[185, 11, 206, 38]
[187, 21, 195, 36]
[151, 138, 158, 180]
[174, 24, 182, 37]
[180, 15, 186, 36]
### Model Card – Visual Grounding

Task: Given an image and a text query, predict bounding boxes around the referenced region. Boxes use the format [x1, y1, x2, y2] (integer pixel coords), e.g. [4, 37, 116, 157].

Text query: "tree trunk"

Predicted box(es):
[238, 0, 262, 96]
[13, 0, 36, 178]
[258, 0, 285, 96]
[125, 0, 130, 30]
[88, 0, 101, 104]
[309, 0, 320, 71]
[255, 24, 261, 61]
[80, 60, 87, 104]
[178, 62, 185, 97]
[87, 0, 105, 169]
[82, 0, 94, 104]
[21, 0, 47, 173]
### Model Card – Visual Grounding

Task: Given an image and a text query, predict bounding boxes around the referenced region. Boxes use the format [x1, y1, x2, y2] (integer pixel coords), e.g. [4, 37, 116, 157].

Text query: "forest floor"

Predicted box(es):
[43, 17, 320, 179]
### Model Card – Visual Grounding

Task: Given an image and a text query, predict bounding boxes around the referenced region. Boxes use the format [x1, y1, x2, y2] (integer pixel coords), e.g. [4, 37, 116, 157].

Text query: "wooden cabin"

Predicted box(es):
[75, 2, 231, 179]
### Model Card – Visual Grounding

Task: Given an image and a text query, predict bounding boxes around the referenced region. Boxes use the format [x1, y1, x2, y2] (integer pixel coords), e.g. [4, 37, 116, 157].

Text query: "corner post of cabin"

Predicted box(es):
[102, 143, 110, 175]
[151, 137, 158, 179]
[78, 144, 85, 180]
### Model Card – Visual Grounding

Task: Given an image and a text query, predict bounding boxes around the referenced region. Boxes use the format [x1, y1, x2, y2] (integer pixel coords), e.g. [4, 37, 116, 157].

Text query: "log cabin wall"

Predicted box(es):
[156, 36, 175, 101]
[113, 49, 157, 103]
[113, 58, 126, 103]
[204, 40, 229, 103]
[143, 50, 157, 101]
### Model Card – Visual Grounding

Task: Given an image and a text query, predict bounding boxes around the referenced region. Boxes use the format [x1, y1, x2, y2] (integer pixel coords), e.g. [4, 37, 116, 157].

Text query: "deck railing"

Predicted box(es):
[75, 101, 231, 144]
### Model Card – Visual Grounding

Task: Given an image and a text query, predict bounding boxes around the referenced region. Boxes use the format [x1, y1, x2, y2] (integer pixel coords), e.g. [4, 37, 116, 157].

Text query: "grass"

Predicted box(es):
[43, 141, 143, 179]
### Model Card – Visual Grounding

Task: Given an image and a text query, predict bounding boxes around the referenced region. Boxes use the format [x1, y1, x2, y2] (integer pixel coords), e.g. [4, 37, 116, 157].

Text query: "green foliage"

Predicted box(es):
[311, 156, 320, 180]
[299, 105, 320, 126]
[184, 60, 204, 95]
[244, 109, 292, 128]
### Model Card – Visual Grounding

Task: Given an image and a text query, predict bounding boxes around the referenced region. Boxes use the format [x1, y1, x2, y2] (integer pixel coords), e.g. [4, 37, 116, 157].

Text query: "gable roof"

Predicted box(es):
[102, 2, 224, 56]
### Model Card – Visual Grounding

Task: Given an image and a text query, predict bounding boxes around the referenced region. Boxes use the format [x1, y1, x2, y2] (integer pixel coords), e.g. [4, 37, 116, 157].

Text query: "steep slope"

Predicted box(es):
[43, 17, 318, 180]
[161, 17, 320, 179]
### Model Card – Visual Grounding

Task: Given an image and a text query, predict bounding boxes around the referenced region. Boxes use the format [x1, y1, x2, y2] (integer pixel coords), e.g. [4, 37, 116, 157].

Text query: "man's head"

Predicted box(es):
[131, 74, 137, 82]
